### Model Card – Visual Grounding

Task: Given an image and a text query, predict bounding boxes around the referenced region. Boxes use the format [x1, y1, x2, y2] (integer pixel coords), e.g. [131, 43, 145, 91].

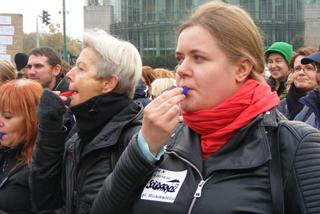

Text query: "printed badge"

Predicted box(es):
[141, 168, 187, 203]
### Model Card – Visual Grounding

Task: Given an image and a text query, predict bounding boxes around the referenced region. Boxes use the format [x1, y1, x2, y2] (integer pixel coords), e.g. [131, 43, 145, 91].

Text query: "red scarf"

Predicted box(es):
[182, 79, 280, 160]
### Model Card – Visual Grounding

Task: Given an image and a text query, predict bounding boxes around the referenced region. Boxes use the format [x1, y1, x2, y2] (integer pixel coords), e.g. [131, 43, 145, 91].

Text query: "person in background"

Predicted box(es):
[265, 42, 293, 99]
[142, 66, 157, 97]
[92, 2, 320, 214]
[0, 79, 42, 213]
[26, 47, 69, 92]
[134, 79, 151, 107]
[14, 52, 29, 79]
[150, 78, 176, 99]
[0, 60, 16, 85]
[30, 29, 143, 214]
[278, 47, 318, 120]
[153, 68, 175, 78]
[294, 50, 320, 129]
[61, 59, 72, 76]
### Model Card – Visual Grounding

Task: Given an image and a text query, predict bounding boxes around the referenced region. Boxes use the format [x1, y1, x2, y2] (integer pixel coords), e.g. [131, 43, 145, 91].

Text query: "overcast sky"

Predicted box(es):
[0, 0, 85, 39]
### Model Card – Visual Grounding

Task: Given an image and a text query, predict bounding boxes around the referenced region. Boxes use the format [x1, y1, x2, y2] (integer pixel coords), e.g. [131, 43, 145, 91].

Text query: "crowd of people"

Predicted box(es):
[0, 1, 320, 213]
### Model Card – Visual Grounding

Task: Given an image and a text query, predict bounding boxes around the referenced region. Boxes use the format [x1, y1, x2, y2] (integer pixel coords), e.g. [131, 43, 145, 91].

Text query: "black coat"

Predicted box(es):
[92, 109, 320, 214]
[31, 95, 143, 214]
[0, 147, 32, 213]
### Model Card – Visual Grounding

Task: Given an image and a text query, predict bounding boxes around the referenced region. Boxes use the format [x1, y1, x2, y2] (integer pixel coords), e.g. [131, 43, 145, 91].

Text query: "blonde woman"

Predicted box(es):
[93, 2, 320, 214]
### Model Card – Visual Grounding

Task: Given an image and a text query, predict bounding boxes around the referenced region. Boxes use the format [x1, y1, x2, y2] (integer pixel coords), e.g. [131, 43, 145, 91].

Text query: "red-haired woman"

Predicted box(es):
[0, 79, 43, 213]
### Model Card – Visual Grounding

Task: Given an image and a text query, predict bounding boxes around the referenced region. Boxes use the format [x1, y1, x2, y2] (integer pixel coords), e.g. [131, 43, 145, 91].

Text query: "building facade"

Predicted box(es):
[229, 0, 304, 48]
[110, 0, 211, 57]
[84, 0, 114, 33]
[304, 1, 320, 47]
[107, 0, 305, 56]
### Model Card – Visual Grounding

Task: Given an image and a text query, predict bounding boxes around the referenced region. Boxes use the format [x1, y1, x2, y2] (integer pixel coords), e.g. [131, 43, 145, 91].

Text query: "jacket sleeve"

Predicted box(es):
[91, 136, 156, 214]
[280, 121, 320, 214]
[30, 89, 67, 211]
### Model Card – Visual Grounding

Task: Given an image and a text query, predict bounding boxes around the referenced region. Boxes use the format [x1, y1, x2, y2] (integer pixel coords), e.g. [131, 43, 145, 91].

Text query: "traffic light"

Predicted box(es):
[42, 10, 50, 25]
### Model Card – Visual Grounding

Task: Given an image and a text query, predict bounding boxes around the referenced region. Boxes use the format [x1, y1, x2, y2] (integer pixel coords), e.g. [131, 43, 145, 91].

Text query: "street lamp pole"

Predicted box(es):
[62, 0, 68, 61]
[36, 16, 40, 48]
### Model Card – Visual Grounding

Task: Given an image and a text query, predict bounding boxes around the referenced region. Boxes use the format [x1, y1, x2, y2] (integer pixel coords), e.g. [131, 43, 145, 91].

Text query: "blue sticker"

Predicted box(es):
[0, 132, 4, 140]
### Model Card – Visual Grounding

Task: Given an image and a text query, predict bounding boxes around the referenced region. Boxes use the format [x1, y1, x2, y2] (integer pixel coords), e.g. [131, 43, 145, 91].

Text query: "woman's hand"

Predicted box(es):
[141, 88, 186, 155]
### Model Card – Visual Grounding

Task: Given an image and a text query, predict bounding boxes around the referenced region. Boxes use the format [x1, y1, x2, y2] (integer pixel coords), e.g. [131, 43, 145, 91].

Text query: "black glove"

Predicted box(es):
[37, 89, 67, 131]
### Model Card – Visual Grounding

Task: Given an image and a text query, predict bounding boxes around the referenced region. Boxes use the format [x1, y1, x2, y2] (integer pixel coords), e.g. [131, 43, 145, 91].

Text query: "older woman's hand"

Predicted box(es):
[141, 87, 185, 155]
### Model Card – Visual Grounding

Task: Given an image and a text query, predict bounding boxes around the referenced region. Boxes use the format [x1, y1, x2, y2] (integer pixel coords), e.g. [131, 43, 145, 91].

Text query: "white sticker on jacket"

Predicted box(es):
[140, 168, 187, 203]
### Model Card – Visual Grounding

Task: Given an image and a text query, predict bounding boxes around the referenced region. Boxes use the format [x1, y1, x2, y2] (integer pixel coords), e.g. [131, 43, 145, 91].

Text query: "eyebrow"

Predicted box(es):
[176, 49, 207, 55]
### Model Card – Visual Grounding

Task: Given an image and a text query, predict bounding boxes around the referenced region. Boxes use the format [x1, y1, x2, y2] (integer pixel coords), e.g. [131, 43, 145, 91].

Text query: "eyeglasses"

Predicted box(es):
[293, 64, 317, 73]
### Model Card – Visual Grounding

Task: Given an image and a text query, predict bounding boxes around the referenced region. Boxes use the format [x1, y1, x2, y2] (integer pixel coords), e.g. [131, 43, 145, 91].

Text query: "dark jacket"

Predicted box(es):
[31, 92, 143, 214]
[267, 77, 287, 100]
[277, 84, 307, 120]
[0, 147, 32, 213]
[134, 79, 151, 107]
[92, 109, 320, 214]
[294, 90, 320, 129]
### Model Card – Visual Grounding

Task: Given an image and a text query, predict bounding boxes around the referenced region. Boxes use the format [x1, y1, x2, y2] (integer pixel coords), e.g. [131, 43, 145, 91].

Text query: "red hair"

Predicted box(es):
[0, 79, 43, 164]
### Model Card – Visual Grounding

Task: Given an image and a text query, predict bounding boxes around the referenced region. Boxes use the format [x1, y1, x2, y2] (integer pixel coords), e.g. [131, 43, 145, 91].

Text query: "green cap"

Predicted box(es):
[265, 42, 293, 64]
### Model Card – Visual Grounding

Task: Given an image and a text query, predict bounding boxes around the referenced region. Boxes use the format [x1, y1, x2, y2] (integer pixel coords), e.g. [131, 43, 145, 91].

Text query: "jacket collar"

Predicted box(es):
[166, 108, 279, 178]
[67, 101, 143, 159]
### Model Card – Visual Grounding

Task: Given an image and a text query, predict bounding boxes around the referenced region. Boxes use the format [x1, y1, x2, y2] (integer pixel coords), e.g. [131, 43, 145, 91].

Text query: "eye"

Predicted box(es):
[2, 112, 12, 120]
[194, 55, 206, 63]
[305, 65, 316, 72]
[176, 56, 184, 65]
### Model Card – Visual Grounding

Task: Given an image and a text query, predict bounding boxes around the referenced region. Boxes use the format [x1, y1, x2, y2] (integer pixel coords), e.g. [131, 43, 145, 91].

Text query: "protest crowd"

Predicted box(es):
[0, 1, 320, 213]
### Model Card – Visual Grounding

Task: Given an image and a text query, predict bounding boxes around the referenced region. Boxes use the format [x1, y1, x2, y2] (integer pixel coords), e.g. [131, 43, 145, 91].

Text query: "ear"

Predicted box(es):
[52, 64, 62, 77]
[101, 75, 119, 93]
[235, 58, 253, 83]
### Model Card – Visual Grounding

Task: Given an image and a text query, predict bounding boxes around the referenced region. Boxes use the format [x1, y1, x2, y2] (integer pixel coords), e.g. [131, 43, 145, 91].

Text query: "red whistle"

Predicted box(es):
[60, 91, 74, 97]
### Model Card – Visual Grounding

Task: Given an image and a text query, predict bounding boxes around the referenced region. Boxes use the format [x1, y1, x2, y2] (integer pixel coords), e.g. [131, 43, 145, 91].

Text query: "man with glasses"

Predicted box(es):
[294, 50, 320, 129]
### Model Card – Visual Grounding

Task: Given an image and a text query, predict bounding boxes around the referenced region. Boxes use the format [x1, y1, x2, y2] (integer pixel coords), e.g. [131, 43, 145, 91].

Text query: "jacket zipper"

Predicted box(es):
[187, 175, 214, 214]
[165, 149, 215, 214]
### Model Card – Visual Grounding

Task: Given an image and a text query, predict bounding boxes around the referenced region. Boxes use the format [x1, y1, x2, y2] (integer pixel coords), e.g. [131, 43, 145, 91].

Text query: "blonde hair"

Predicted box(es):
[153, 68, 175, 78]
[179, 1, 265, 82]
[0, 60, 16, 85]
[151, 78, 176, 99]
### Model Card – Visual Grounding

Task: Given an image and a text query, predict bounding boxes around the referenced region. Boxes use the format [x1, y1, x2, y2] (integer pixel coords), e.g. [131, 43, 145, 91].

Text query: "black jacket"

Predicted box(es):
[92, 109, 320, 214]
[31, 92, 143, 214]
[0, 147, 32, 213]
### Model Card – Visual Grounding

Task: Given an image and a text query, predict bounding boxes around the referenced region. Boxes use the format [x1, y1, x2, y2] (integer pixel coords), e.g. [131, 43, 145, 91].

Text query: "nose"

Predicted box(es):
[27, 65, 36, 75]
[0, 118, 4, 127]
[66, 67, 76, 82]
[176, 59, 191, 78]
[268, 61, 277, 69]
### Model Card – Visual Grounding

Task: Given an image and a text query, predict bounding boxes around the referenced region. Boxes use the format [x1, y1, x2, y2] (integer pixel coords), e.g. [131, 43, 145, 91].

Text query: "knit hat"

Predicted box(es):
[265, 42, 293, 64]
[14, 53, 29, 71]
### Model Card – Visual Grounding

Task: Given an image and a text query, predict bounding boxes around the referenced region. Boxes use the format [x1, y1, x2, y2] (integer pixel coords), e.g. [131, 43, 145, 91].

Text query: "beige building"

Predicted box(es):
[304, 3, 320, 47]
[84, 1, 114, 33]
[0, 14, 23, 62]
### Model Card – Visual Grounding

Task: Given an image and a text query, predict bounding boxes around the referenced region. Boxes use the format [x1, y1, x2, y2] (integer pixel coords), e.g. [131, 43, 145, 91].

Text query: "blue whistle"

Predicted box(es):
[182, 87, 189, 95]
[0, 132, 4, 140]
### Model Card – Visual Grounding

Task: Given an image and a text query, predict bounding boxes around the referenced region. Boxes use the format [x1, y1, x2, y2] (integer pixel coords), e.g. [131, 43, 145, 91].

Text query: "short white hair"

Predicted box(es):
[151, 78, 177, 99]
[83, 28, 142, 98]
